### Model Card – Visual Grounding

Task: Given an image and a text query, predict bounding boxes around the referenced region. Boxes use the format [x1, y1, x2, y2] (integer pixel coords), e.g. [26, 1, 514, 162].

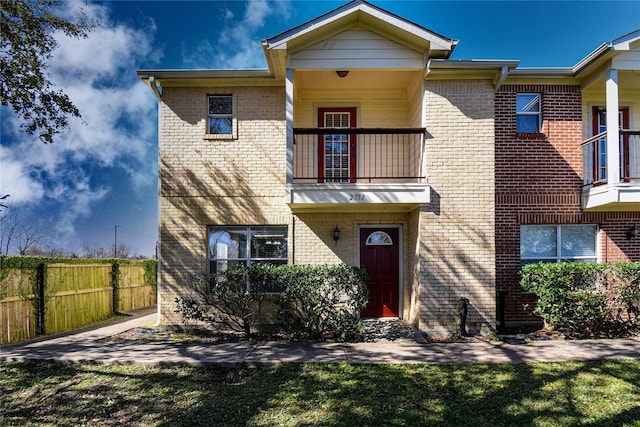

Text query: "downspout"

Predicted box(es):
[149, 75, 162, 101]
[494, 66, 509, 92]
[149, 73, 162, 325]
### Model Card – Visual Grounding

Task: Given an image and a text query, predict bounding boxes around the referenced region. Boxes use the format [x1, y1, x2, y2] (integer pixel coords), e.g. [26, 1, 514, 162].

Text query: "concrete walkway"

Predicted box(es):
[2, 309, 639, 366]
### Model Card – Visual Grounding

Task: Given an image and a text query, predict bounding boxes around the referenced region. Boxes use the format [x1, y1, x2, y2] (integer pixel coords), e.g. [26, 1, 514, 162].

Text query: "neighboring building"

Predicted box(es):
[139, 0, 640, 334]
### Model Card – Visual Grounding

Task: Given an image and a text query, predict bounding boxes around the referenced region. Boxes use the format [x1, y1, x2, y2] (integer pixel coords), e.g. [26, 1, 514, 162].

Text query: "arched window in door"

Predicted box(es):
[365, 231, 393, 246]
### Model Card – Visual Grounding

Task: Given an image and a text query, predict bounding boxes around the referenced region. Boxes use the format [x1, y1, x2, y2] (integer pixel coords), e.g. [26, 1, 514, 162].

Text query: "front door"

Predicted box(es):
[359, 227, 400, 317]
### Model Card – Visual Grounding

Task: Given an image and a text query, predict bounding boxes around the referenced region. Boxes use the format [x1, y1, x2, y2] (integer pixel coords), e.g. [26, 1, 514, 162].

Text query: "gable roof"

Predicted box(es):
[573, 29, 640, 75]
[262, 0, 457, 80]
[506, 29, 640, 82]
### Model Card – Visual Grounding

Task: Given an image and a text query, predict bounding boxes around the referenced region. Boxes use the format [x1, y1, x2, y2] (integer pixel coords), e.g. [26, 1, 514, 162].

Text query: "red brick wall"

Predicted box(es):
[495, 84, 640, 326]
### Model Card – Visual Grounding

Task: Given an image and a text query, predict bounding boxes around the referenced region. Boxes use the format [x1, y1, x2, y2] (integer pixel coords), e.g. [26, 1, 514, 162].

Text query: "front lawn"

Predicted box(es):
[1, 360, 639, 426]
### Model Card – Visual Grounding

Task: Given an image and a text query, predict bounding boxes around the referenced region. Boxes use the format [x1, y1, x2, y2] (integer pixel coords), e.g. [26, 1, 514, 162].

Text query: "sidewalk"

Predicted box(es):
[2, 310, 639, 366]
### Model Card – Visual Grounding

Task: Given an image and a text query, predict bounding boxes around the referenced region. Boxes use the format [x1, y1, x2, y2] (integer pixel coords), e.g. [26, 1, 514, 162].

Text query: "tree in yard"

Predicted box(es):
[25, 245, 71, 258]
[82, 243, 110, 259]
[82, 243, 133, 259]
[1, 0, 94, 143]
[0, 209, 50, 255]
[0, 210, 18, 255]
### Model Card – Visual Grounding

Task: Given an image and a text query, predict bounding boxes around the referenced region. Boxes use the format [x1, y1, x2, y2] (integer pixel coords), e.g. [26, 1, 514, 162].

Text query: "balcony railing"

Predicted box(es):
[582, 130, 640, 186]
[293, 128, 425, 184]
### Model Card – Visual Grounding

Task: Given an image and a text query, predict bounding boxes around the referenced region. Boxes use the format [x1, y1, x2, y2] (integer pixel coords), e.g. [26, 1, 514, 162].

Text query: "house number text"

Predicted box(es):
[348, 193, 367, 201]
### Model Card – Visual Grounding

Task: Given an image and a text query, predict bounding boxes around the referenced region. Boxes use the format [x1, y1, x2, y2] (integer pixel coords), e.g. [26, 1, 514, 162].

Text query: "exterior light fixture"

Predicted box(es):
[333, 225, 341, 244]
[336, 70, 349, 78]
[627, 225, 639, 240]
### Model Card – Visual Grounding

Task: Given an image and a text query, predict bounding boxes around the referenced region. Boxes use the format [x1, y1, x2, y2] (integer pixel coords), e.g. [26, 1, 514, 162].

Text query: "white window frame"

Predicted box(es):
[205, 94, 237, 140]
[207, 225, 288, 292]
[520, 224, 598, 265]
[516, 93, 542, 133]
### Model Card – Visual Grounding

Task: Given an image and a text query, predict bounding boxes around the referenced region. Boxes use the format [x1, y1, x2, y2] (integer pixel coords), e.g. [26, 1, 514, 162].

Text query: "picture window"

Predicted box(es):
[520, 225, 597, 265]
[208, 226, 288, 292]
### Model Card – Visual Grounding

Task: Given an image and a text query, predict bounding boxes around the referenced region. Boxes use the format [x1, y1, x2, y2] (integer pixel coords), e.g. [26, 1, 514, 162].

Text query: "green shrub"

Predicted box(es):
[142, 259, 158, 293]
[175, 263, 369, 341]
[174, 265, 267, 339]
[277, 264, 369, 340]
[520, 262, 640, 337]
[615, 263, 640, 320]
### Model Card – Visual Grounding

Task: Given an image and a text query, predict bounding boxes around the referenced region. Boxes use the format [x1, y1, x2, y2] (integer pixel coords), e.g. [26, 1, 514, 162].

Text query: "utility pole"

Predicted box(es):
[114, 225, 120, 258]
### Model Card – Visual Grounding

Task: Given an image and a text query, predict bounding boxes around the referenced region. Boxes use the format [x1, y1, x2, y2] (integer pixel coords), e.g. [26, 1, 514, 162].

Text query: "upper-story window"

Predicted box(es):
[516, 93, 541, 133]
[208, 95, 233, 136]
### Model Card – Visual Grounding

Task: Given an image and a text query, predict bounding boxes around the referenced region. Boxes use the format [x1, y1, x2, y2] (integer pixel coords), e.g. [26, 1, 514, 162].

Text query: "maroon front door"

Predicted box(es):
[360, 228, 400, 317]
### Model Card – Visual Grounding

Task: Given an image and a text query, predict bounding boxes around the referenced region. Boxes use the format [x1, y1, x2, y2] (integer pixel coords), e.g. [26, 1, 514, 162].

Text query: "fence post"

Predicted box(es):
[111, 261, 120, 315]
[36, 263, 47, 335]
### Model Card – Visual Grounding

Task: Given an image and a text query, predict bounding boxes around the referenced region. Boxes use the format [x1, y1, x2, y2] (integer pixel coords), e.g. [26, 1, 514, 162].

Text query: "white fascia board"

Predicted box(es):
[611, 29, 640, 51]
[356, 3, 455, 51]
[426, 59, 519, 77]
[572, 29, 640, 76]
[572, 43, 612, 76]
[508, 67, 574, 78]
[136, 69, 278, 87]
[264, 0, 455, 53]
[265, 1, 363, 49]
[137, 69, 272, 79]
[427, 59, 520, 70]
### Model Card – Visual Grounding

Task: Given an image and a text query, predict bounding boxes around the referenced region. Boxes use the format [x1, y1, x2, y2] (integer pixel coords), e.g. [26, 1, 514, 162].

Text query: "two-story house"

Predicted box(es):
[139, 0, 639, 334]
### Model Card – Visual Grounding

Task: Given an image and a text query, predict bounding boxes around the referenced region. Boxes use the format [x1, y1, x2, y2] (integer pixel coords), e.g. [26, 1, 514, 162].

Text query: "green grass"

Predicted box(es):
[1, 360, 639, 426]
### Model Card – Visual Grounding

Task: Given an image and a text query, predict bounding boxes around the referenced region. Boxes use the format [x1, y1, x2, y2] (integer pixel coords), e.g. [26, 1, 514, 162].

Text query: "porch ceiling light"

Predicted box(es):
[333, 225, 341, 244]
[336, 70, 349, 78]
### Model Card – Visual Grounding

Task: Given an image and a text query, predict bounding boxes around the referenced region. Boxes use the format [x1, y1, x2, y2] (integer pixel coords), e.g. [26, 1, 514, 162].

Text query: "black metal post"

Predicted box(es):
[459, 297, 469, 336]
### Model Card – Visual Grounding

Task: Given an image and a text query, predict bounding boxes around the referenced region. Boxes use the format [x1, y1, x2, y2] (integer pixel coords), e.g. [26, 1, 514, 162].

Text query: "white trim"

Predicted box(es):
[205, 94, 237, 140]
[358, 224, 403, 318]
[286, 69, 294, 186]
[516, 93, 542, 133]
[606, 69, 621, 185]
[264, 0, 455, 53]
[520, 224, 599, 263]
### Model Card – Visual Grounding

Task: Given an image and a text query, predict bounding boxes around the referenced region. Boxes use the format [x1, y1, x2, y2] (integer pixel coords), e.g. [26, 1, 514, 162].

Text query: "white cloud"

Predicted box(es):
[182, 0, 291, 69]
[0, 146, 45, 205]
[0, 1, 159, 249]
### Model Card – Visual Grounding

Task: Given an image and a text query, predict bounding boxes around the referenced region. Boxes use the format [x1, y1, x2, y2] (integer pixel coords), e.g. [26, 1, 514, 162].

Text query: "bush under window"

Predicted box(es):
[520, 262, 640, 337]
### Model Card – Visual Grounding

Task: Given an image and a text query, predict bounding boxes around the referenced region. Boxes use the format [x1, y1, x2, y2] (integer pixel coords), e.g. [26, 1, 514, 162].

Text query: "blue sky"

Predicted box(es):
[1, 0, 639, 257]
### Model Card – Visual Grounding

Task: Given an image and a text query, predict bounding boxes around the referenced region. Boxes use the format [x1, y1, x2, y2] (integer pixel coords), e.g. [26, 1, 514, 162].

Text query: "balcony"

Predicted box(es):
[287, 128, 430, 212]
[581, 130, 640, 211]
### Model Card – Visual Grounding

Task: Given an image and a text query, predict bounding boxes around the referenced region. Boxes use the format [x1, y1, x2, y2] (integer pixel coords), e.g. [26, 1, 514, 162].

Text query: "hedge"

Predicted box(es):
[520, 262, 640, 337]
[175, 263, 369, 340]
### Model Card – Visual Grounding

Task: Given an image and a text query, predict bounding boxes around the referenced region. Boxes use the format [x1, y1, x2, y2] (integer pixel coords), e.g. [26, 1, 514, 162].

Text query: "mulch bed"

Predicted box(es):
[104, 318, 639, 344]
[105, 318, 422, 344]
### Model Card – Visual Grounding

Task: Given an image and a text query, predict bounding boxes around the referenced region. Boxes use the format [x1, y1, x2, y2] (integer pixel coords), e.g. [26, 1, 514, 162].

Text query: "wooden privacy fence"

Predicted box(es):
[1, 259, 157, 344]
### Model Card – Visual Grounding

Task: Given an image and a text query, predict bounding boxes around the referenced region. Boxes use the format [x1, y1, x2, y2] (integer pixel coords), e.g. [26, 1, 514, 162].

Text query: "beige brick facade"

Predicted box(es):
[157, 79, 497, 332]
[146, 2, 638, 333]
[419, 80, 496, 333]
[158, 86, 290, 324]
